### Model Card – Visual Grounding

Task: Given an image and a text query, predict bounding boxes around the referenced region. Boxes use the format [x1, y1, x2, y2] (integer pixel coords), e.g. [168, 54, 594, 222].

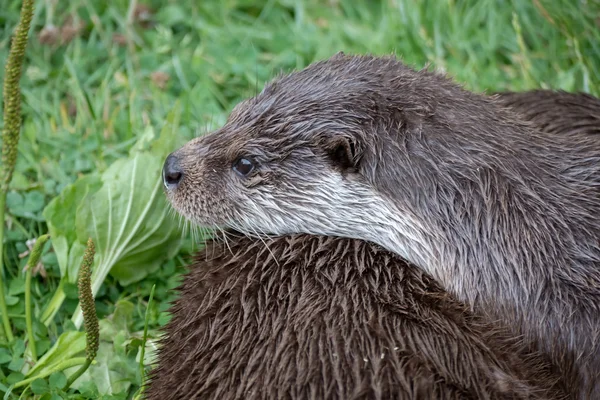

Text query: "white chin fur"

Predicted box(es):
[226, 173, 434, 270]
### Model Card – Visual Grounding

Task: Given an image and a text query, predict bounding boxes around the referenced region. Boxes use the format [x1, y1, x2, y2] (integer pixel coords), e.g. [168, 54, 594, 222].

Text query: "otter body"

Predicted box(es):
[163, 54, 600, 397]
[495, 90, 600, 137]
[147, 234, 568, 400]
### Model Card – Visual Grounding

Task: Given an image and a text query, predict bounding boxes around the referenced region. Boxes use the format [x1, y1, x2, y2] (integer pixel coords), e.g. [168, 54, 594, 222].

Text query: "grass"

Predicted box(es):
[0, 0, 598, 398]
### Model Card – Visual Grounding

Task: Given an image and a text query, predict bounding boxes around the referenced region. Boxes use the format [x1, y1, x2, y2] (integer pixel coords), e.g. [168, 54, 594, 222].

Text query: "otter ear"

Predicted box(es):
[326, 135, 362, 171]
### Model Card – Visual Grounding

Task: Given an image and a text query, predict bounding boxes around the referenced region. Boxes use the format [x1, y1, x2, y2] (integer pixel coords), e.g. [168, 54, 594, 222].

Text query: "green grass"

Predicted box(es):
[0, 0, 598, 398]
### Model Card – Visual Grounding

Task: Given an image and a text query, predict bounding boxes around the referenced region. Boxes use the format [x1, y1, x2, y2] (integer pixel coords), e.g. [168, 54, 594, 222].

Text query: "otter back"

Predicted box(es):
[146, 234, 569, 400]
[494, 90, 600, 137]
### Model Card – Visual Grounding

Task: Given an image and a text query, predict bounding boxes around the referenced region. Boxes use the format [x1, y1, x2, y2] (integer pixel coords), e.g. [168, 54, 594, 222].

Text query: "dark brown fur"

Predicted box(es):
[163, 54, 600, 398]
[494, 90, 600, 137]
[146, 233, 569, 400]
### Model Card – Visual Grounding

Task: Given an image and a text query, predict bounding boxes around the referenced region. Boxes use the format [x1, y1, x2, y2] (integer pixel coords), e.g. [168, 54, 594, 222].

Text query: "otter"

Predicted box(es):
[146, 233, 569, 400]
[162, 53, 600, 397]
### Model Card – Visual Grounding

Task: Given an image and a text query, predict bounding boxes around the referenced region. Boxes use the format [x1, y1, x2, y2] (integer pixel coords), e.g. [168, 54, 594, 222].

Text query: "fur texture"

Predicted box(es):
[494, 90, 600, 137]
[164, 54, 600, 397]
[146, 233, 569, 400]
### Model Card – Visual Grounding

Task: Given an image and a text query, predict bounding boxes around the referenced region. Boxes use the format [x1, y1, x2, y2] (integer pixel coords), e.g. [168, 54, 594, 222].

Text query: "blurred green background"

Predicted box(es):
[0, 0, 598, 398]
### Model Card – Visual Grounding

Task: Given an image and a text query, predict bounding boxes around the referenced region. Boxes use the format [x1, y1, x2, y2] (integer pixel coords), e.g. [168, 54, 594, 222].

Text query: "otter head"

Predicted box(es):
[161, 108, 379, 239]
[162, 53, 526, 266]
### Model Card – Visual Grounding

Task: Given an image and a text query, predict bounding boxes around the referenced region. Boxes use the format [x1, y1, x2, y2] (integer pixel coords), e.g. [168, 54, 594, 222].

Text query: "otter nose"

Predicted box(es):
[163, 153, 184, 190]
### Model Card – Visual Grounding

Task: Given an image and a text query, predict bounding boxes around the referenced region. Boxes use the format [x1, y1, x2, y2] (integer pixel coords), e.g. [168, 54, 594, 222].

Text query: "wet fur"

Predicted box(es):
[164, 54, 600, 398]
[494, 90, 600, 137]
[146, 233, 569, 400]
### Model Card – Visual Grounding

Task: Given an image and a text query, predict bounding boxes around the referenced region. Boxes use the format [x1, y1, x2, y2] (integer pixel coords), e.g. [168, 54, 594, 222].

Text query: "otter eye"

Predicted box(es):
[233, 157, 255, 177]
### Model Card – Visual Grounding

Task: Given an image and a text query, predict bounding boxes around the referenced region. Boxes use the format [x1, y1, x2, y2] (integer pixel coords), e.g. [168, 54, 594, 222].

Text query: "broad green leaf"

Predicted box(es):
[6, 190, 46, 221]
[66, 241, 91, 286]
[103, 200, 181, 285]
[25, 331, 86, 378]
[35, 339, 51, 357]
[11, 339, 25, 356]
[69, 103, 184, 328]
[7, 357, 24, 372]
[5, 192, 23, 211]
[30, 378, 49, 395]
[42, 174, 102, 280]
[24, 191, 45, 213]
[6, 372, 25, 385]
[111, 300, 135, 334]
[0, 349, 11, 364]
[68, 340, 137, 396]
[73, 151, 177, 288]
[48, 371, 67, 390]
[8, 277, 25, 296]
[40, 280, 67, 326]
[4, 296, 18, 306]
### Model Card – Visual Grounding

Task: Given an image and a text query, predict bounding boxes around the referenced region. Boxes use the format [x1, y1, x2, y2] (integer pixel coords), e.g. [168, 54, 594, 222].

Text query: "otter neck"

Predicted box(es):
[375, 183, 589, 302]
[367, 165, 600, 358]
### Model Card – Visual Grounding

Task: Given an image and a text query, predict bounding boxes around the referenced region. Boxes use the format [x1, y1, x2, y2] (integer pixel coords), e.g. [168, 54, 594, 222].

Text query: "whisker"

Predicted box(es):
[220, 226, 234, 257]
[190, 222, 198, 252]
[252, 224, 280, 267]
[204, 226, 217, 262]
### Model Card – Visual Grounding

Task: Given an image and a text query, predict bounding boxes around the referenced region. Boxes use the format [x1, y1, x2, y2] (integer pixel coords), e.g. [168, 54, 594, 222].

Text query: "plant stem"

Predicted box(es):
[24, 256, 35, 359]
[12, 357, 88, 388]
[61, 238, 98, 391]
[24, 234, 50, 362]
[63, 358, 92, 390]
[131, 284, 156, 400]
[0, 195, 9, 342]
[1, 0, 35, 343]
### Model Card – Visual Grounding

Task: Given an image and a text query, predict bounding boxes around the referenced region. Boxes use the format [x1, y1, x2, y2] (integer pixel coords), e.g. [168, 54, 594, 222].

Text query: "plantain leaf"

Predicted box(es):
[24, 331, 86, 378]
[43, 174, 102, 281]
[41, 103, 184, 329]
